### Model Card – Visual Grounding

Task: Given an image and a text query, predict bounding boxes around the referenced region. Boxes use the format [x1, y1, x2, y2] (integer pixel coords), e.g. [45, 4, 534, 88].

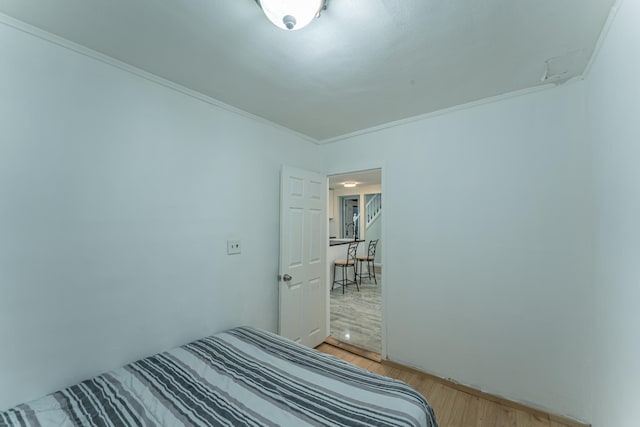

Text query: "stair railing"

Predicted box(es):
[365, 193, 382, 228]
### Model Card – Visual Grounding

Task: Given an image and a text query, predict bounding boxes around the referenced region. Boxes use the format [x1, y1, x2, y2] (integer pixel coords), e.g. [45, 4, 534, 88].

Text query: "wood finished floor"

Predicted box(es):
[316, 343, 583, 427]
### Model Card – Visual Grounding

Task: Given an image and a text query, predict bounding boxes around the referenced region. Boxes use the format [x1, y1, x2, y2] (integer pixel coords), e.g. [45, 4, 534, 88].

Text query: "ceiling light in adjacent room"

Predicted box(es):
[258, 0, 326, 31]
[343, 182, 357, 188]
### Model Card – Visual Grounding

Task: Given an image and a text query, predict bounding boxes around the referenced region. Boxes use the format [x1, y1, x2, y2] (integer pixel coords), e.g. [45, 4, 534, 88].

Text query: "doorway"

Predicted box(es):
[341, 196, 359, 239]
[327, 169, 383, 357]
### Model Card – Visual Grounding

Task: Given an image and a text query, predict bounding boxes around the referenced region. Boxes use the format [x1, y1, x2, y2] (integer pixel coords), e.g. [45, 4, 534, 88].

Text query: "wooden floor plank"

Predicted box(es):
[315, 343, 588, 427]
[323, 337, 382, 362]
[446, 391, 474, 427]
[427, 383, 458, 426]
[459, 393, 482, 427]
[516, 410, 551, 427]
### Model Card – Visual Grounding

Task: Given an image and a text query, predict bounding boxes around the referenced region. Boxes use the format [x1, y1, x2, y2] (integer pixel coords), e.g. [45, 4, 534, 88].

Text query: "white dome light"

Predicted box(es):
[260, 0, 324, 31]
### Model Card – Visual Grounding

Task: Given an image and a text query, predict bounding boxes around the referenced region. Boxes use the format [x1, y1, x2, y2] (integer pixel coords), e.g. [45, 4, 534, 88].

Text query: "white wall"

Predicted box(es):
[586, 1, 640, 426]
[0, 21, 318, 410]
[321, 85, 594, 421]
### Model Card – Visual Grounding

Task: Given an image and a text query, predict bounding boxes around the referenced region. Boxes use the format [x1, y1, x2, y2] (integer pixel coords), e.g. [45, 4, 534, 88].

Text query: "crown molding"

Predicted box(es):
[0, 12, 320, 145]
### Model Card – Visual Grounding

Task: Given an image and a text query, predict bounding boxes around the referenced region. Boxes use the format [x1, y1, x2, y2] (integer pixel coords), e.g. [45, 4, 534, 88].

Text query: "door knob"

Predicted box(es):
[282, 274, 292, 282]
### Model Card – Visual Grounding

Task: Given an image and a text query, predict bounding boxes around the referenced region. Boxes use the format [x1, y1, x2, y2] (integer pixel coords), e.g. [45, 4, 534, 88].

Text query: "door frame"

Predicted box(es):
[325, 163, 387, 358]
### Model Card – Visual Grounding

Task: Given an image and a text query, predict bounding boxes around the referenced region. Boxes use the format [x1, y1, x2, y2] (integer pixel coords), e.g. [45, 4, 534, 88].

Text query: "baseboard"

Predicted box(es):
[381, 360, 590, 427]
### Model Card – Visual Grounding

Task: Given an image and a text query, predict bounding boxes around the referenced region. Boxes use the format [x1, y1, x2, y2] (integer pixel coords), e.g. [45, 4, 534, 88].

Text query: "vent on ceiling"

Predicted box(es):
[541, 49, 588, 83]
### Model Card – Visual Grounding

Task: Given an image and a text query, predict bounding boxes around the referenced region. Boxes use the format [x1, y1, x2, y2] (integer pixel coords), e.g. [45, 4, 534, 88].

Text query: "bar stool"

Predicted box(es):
[332, 241, 360, 294]
[355, 239, 379, 285]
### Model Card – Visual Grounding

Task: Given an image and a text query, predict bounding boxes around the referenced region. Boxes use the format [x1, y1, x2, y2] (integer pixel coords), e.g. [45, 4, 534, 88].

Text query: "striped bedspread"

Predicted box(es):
[0, 327, 438, 426]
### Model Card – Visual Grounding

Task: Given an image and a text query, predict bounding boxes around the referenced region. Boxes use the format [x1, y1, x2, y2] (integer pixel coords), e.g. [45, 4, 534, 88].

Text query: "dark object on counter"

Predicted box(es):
[330, 239, 364, 246]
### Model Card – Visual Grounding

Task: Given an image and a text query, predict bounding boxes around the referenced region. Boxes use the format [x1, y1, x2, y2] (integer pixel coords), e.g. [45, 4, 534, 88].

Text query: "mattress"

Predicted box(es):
[0, 327, 438, 426]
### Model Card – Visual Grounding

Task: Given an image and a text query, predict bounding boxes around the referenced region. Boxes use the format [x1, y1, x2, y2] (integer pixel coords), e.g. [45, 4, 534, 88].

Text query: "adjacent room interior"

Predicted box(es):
[328, 169, 383, 356]
[1, 1, 639, 426]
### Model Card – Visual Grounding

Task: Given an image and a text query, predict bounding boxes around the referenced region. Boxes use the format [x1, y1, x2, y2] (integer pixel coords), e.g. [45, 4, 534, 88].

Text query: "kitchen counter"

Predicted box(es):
[329, 238, 364, 246]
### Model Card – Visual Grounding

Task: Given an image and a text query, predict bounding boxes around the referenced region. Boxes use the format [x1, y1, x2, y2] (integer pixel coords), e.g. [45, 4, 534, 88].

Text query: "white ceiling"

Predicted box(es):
[329, 169, 381, 189]
[0, 0, 616, 141]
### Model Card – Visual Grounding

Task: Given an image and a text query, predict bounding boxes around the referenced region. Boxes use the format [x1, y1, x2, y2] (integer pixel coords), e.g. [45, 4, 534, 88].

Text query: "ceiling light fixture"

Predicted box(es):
[257, 0, 328, 31]
[343, 182, 357, 188]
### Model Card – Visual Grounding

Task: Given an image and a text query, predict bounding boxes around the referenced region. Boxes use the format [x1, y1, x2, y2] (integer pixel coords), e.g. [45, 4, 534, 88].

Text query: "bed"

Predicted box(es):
[0, 327, 438, 426]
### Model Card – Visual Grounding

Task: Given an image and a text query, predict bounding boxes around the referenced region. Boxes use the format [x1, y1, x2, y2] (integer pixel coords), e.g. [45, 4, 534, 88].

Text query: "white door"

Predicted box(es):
[279, 166, 327, 348]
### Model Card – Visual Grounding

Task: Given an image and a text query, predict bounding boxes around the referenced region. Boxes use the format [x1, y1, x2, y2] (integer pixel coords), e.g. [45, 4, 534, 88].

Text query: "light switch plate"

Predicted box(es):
[227, 240, 241, 255]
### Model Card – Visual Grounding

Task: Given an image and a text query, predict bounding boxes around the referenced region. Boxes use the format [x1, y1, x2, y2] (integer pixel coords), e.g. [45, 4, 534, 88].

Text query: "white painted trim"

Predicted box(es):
[582, 0, 624, 79]
[318, 83, 560, 145]
[317, 1, 622, 146]
[3, 5, 617, 148]
[379, 164, 388, 360]
[0, 12, 319, 146]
